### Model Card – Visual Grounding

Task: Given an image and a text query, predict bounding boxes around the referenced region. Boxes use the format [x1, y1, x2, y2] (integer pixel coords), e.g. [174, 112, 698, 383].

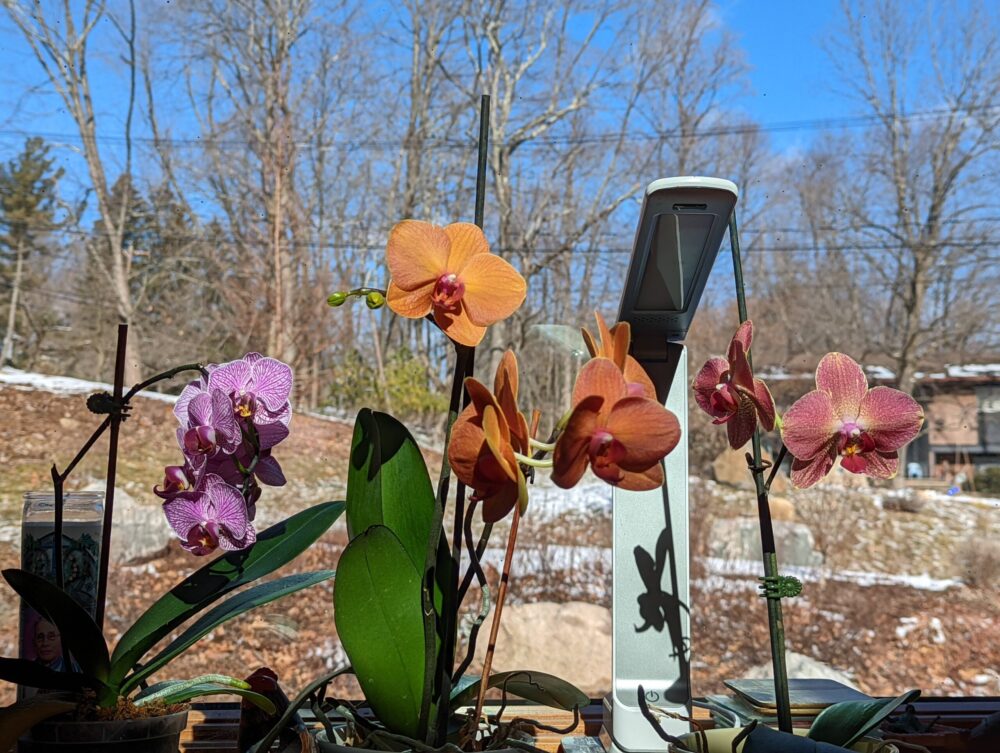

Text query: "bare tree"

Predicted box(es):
[4, 0, 146, 382]
[826, 0, 1000, 394]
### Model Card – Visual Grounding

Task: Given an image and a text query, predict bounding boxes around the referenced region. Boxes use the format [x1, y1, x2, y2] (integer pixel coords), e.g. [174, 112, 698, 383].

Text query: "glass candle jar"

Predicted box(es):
[19, 491, 104, 695]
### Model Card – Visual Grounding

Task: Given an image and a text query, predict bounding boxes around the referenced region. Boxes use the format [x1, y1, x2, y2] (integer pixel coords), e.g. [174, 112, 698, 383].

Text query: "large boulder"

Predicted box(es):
[708, 518, 822, 568]
[469, 601, 611, 696]
[744, 651, 859, 689]
[712, 444, 791, 493]
[84, 483, 172, 563]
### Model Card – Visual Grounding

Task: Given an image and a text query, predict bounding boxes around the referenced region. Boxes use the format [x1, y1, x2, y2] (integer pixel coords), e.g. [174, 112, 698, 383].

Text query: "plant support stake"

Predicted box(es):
[728, 212, 794, 733]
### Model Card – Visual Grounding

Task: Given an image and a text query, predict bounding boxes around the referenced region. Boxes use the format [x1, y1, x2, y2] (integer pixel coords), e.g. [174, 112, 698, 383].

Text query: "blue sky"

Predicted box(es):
[0, 1, 848, 164]
[720, 0, 843, 150]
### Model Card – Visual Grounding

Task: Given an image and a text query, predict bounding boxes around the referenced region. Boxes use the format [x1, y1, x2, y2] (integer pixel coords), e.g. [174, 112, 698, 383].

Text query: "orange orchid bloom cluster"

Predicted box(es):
[385, 220, 526, 347]
[448, 351, 531, 523]
[553, 348, 681, 491]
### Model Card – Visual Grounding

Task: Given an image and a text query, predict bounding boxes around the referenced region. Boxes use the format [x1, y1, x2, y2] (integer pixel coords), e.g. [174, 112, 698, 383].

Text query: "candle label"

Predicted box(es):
[19, 521, 101, 674]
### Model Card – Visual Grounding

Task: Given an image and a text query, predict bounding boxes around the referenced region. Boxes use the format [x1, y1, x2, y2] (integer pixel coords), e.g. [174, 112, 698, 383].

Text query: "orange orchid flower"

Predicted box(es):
[386, 220, 527, 347]
[553, 357, 680, 491]
[581, 311, 657, 400]
[448, 351, 530, 522]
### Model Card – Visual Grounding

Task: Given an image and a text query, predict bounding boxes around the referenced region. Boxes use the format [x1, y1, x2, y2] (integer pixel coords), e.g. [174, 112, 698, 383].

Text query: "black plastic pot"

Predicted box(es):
[17, 709, 189, 753]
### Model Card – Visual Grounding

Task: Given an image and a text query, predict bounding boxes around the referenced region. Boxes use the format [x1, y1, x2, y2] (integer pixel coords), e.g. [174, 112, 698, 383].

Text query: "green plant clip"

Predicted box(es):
[758, 574, 802, 600]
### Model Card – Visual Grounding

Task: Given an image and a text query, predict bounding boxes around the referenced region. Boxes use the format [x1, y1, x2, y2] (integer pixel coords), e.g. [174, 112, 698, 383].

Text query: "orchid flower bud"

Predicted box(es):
[365, 291, 386, 310]
[327, 291, 348, 307]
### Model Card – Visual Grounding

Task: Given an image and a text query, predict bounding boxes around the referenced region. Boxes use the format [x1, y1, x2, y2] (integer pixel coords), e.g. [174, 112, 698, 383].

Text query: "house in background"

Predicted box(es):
[761, 363, 1000, 484]
[905, 365, 1000, 483]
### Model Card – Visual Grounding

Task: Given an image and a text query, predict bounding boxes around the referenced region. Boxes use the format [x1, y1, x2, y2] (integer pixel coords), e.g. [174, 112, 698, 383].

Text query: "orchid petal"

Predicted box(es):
[858, 386, 924, 452]
[433, 305, 486, 347]
[861, 450, 899, 480]
[187, 391, 214, 426]
[387, 280, 435, 318]
[623, 356, 657, 401]
[481, 481, 520, 524]
[173, 379, 207, 425]
[552, 396, 601, 489]
[444, 222, 489, 271]
[726, 394, 758, 450]
[571, 357, 626, 411]
[609, 322, 630, 372]
[255, 455, 287, 486]
[386, 220, 449, 290]
[790, 444, 837, 488]
[250, 357, 293, 411]
[448, 405, 485, 487]
[781, 389, 838, 459]
[163, 498, 202, 540]
[750, 377, 777, 432]
[729, 340, 755, 393]
[209, 359, 252, 399]
[693, 357, 730, 408]
[618, 464, 665, 491]
[604, 397, 681, 469]
[256, 420, 290, 450]
[458, 253, 526, 326]
[815, 352, 868, 418]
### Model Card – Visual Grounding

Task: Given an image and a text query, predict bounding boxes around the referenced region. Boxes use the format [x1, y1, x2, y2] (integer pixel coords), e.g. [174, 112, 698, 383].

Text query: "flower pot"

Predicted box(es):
[17, 709, 189, 753]
[674, 727, 897, 753]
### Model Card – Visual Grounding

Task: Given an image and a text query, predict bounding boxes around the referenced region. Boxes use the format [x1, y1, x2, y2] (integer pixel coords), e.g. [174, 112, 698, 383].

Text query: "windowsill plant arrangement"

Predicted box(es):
[248, 218, 682, 753]
[1, 348, 344, 752]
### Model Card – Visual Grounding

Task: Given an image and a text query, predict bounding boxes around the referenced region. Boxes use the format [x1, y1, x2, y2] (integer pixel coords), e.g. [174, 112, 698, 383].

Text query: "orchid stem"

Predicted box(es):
[513, 452, 552, 468]
[527, 437, 555, 452]
[472, 504, 520, 742]
[765, 445, 789, 493]
[729, 211, 793, 734]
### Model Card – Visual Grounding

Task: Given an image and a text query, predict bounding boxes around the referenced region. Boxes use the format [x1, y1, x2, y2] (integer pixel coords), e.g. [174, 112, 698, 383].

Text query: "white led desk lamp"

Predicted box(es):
[603, 177, 739, 753]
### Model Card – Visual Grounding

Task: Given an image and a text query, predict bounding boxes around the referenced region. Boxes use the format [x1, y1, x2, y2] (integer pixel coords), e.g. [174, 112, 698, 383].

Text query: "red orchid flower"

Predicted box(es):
[448, 351, 530, 523]
[580, 311, 657, 400]
[692, 320, 776, 449]
[781, 353, 924, 488]
[553, 357, 680, 491]
[385, 220, 527, 347]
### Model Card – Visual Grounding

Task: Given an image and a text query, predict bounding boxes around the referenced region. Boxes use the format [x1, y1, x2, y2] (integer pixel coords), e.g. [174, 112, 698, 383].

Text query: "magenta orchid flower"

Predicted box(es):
[780, 353, 924, 488]
[693, 320, 776, 449]
[208, 352, 292, 426]
[162, 474, 256, 556]
[176, 387, 242, 464]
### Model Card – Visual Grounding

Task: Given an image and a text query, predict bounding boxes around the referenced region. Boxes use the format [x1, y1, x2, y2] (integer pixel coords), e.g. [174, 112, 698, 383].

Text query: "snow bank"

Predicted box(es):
[0, 367, 178, 404]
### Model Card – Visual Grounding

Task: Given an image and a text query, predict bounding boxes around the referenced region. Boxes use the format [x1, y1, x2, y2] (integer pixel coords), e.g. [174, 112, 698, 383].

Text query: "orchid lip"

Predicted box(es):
[432, 272, 465, 311]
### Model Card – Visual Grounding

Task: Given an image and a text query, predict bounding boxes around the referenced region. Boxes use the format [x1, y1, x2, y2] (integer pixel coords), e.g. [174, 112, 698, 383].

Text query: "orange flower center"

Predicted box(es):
[432, 273, 465, 312]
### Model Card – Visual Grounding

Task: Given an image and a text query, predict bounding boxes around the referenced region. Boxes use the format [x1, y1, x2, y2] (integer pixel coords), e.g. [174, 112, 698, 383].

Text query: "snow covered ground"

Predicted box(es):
[0, 367, 179, 404]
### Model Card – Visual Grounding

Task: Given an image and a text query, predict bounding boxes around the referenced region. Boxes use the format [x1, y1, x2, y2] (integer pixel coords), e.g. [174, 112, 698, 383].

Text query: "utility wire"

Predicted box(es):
[0, 103, 997, 151]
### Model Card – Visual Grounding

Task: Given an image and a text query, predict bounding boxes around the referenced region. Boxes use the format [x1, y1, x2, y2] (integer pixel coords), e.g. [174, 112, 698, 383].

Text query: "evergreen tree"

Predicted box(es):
[0, 138, 64, 366]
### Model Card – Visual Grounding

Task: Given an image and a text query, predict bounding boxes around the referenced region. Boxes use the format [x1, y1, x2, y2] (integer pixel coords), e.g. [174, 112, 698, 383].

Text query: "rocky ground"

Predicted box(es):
[2, 377, 998, 707]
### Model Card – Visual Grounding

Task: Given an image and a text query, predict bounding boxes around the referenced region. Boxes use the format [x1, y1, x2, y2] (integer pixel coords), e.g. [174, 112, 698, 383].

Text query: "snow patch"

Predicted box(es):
[0, 367, 178, 404]
[702, 556, 961, 592]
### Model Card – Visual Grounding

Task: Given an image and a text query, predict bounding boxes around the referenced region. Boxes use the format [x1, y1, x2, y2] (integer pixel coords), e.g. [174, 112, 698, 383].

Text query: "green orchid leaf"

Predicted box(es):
[120, 571, 335, 694]
[2, 569, 110, 683]
[249, 666, 354, 753]
[109, 501, 344, 686]
[346, 409, 436, 569]
[0, 657, 98, 692]
[808, 689, 920, 747]
[134, 679, 275, 713]
[0, 694, 78, 752]
[449, 670, 588, 712]
[334, 525, 427, 739]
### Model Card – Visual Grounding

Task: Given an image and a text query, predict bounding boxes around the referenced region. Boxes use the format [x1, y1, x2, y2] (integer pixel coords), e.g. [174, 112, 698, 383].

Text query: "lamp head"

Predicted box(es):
[618, 177, 738, 343]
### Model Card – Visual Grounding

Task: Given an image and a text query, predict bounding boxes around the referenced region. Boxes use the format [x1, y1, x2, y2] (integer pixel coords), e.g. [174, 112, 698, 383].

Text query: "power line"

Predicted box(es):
[0, 103, 997, 151]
